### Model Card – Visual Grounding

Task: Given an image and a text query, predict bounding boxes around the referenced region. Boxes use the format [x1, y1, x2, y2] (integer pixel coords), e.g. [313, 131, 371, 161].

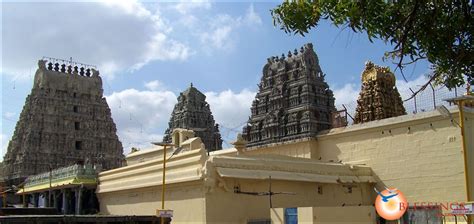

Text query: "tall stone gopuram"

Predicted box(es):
[242, 43, 336, 147]
[2, 59, 123, 184]
[163, 84, 223, 152]
[354, 61, 406, 124]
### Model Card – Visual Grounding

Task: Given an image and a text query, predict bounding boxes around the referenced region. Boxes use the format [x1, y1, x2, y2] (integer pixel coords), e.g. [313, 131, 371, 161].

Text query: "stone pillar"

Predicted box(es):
[33, 193, 39, 208]
[44, 191, 49, 207]
[53, 190, 58, 211]
[75, 187, 83, 215]
[23, 194, 28, 208]
[61, 189, 68, 214]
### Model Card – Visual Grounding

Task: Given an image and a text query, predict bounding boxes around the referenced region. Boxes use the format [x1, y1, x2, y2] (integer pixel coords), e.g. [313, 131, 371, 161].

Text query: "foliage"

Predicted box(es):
[271, 0, 473, 90]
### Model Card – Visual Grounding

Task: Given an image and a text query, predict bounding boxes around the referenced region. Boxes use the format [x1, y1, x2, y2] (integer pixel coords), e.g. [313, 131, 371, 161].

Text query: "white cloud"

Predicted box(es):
[2, 1, 190, 79]
[3, 112, 16, 120]
[105, 88, 177, 153]
[198, 4, 262, 53]
[205, 89, 256, 127]
[243, 4, 262, 26]
[174, 0, 211, 14]
[144, 80, 163, 91]
[333, 83, 359, 108]
[205, 89, 256, 143]
[396, 75, 430, 100]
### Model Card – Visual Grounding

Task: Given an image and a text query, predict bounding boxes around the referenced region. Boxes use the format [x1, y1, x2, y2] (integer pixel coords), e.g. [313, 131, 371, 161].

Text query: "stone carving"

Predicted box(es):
[2, 59, 124, 185]
[163, 84, 223, 152]
[242, 43, 336, 147]
[354, 61, 406, 124]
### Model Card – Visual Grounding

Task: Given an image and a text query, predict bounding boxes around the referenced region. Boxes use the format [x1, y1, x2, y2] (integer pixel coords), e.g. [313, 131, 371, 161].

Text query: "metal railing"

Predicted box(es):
[333, 82, 467, 127]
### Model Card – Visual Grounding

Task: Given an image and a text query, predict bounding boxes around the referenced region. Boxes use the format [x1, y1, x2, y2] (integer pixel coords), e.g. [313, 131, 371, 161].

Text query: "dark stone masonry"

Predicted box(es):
[2, 59, 123, 185]
[242, 43, 336, 147]
[163, 84, 223, 152]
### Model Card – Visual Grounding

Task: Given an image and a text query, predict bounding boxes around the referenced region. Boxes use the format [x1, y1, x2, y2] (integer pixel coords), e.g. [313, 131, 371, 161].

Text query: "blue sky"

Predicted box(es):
[1, 1, 434, 157]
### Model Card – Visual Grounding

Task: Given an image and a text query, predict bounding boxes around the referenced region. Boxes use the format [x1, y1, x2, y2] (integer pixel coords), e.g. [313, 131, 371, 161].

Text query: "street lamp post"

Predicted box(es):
[151, 142, 175, 224]
[445, 87, 473, 223]
[49, 164, 52, 207]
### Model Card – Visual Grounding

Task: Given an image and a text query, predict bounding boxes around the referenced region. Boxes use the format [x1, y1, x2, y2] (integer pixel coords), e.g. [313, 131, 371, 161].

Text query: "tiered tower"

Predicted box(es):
[354, 61, 406, 124]
[2, 59, 123, 184]
[163, 84, 222, 152]
[242, 43, 336, 147]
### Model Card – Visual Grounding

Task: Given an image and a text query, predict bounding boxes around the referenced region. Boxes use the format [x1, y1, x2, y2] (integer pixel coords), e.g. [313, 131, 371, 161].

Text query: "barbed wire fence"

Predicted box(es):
[335, 82, 467, 126]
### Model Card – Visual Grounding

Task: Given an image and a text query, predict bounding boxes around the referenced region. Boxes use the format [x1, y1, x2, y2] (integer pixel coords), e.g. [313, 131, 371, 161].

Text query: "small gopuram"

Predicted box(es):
[2, 58, 124, 185]
[242, 43, 336, 147]
[354, 61, 406, 124]
[163, 84, 223, 152]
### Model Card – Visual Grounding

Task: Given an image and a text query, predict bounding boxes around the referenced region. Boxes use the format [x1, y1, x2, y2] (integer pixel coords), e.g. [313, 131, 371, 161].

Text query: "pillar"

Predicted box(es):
[44, 191, 49, 207]
[33, 193, 39, 208]
[61, 189, 68, 214]
[23, 194, 28, 208]
[75, 187, 83, 215]
[53, 190, 58, 211]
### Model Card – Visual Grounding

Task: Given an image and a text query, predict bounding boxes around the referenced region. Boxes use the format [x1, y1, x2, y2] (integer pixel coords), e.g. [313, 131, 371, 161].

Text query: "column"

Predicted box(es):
[44, 191, 49, 207]
[23, 194, 28, 208]
[75, 187, 83, 215]
[53, 190, 58, 211]
[62, 189, 68, 214]
[33, 193, 39, 208]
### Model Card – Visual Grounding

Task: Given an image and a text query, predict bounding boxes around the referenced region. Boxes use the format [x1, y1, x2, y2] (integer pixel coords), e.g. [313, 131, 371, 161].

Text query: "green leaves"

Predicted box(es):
[271, 0, 474, 89]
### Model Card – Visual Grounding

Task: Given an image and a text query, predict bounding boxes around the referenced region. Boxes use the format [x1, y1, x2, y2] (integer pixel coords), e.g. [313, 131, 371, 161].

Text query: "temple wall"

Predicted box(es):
[296, 206, 376, 224]
[204, 179, 373, 223]
[97, 182, 206, 223]
[316, 108, 469, 204]
[244, 139, 316, 158]
[97, 147, 208, 223]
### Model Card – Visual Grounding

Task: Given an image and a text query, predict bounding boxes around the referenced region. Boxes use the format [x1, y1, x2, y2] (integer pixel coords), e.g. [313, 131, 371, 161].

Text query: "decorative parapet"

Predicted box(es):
[24, 164, 98, 188]
[38, 57, 99, 77]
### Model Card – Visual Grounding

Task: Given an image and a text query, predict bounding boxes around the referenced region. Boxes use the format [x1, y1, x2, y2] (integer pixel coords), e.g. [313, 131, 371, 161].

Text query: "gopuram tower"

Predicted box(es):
[242, 43, 336, 147]
[354, 61, 406, 124]
[163, 84, 223, 152]
[2, 58, 123, 184]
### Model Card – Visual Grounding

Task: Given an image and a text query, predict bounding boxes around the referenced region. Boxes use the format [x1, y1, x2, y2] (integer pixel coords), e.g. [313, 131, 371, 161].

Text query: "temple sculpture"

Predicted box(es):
[2, 58, 124, 185]
[354, 61, 406, 124]
[163, 84, 223, 152]
[242, 43, 336, 147]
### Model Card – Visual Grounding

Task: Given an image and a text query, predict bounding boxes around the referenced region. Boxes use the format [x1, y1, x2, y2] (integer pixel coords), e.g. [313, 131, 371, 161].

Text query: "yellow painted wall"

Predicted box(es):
[270, 208, 285, 224]
[97, 181, 206, 223]
[317, 110, 467, 204]
[245, 138, 316, 159]
[204, 178, 373, 223]
[298, 206, 376, 224]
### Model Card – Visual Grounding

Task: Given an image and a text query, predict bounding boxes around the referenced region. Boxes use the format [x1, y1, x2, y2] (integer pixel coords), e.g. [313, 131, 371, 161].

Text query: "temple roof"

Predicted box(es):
[163, 84, 222, 151]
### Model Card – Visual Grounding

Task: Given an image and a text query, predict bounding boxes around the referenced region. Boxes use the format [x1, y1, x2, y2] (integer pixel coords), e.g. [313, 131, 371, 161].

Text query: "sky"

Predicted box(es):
[1, 0, 440, 159]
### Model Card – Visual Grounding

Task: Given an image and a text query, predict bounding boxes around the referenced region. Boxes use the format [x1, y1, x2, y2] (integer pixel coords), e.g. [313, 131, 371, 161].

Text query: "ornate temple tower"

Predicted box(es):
[354, 61, 406, 124]
[242, 43, 336, 147]
[163, 84, 223, 152]
[2, 59, 124, 184]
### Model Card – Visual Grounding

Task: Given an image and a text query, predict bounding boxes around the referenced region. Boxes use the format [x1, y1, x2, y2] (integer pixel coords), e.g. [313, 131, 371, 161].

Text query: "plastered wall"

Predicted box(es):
[316, 109, 469, 204]
[204, 179, 373, 223]
[97, 182, 206, 223]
